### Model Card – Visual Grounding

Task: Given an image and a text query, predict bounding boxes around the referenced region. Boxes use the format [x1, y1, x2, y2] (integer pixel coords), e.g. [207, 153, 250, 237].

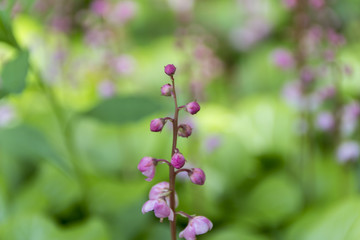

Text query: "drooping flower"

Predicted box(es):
[138, 157, 156, 181]
[171, 152, 186, 169]
[150, 118, 165, 132]
[179, 216, 213, 240]
[142, 198, 174, 221]
[149, 181, 179, 207]
[189, 168, 206, 185]
[186, 101, 200, 115]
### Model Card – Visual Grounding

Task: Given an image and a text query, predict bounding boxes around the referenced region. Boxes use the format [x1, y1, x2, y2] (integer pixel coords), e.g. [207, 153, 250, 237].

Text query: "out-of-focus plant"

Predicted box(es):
[138, 64, 212, 240]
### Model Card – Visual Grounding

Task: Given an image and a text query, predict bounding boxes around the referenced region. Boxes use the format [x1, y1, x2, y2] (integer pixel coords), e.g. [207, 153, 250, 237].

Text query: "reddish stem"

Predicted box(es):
[156, 159, 172, 166]
[169, 75, 179, 240]
[175, 168, 192, 176]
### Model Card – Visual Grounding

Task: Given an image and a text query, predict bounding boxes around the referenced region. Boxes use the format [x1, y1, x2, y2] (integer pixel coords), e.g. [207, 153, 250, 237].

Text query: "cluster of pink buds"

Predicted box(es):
[138, 64, 212, 239]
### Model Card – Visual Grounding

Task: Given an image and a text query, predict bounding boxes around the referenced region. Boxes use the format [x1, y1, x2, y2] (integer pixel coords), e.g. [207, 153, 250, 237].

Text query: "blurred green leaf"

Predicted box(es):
[285, 197, 360, 240]
[0, 125, 70, 174]
[1, 50, 29, 94]
[242, 172, 303, 227]
[83, 96, 165, 125]
[0, 11, 19, 48]
[59, 218, 110, 240]
[207, 226, 270, 240]
[0, 214, 58, 240]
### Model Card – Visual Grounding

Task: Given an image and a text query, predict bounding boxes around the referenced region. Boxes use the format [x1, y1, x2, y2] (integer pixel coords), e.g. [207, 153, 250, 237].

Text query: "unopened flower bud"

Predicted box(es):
[189, 168, 206, 185]
[161, 84, 173, 96]
[164, 64, 176, 76]
[171, 153, 186, 169]
[178, 124, 192, 138]
[150, 118, 165, 132]
[138, 157, 156, 181]
[186, 101, 200, 115]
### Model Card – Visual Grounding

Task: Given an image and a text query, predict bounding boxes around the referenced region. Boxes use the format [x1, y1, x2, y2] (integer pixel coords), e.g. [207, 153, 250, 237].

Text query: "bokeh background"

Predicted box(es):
[0, 0, 360, 239]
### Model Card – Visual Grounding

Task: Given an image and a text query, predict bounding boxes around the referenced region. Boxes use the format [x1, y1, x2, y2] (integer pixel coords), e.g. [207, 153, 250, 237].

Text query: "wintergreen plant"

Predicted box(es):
[138, 64, 212, 240]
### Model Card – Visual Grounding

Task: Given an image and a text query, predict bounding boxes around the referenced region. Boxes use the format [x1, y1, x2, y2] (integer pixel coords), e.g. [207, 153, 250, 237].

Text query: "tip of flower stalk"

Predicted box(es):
[189, 168, 206, 185]
[164, 64, 176, 76]
[150, 118, 165, 132]
[186, 101, 200, 115]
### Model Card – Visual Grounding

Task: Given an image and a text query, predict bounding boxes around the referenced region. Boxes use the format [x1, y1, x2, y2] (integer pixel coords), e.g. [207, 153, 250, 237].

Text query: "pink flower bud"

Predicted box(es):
[178, 124, 192, 138]
[189, 168, 205, 185]
[179, 216, 213, 240]
[150, 118, 165, 132]
[161, 84, 173, 96]
[186, 101, 200, 115]
[171, 153, 186, 169]
[138, 157, 156, 181]
[142, 198, 174, 221]
[164, 64, 176, 76]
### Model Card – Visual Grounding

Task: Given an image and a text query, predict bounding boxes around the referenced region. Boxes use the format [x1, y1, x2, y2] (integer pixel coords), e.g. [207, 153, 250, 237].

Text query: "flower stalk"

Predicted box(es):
[138, 64, 212, 240]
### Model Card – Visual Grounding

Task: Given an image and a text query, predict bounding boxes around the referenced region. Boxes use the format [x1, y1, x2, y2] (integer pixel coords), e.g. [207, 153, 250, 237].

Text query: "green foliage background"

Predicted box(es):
[0, 0, 359, 239]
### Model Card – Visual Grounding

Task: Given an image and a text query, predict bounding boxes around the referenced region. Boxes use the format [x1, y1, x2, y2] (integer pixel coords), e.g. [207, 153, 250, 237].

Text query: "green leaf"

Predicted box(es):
[1, 50, 29, 94]
[285, 197, 360, 240]
[241, 172, 303, 227]
[0, 124, 70, 174]
[83, 96, 165, 125]
[0, 11, 19, 48]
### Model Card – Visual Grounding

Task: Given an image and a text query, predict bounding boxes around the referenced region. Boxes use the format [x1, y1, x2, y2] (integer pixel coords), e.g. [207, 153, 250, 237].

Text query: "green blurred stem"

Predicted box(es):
[30, 65, 87, 200]
[169, 75, 179, 240]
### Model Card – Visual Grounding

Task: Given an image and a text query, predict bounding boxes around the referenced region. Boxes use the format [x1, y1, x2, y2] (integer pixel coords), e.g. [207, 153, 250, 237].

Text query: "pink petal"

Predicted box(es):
[141, 200, 156, 214]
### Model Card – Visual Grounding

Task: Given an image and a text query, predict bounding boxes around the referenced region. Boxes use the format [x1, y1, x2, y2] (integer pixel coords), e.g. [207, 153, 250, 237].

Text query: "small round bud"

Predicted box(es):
[150, 118, 165, 132]
[161, 84, 173, 96]
[171, 153, 186, 169]
[178, 124, 192, 138]
[164, 64, 176, 76]
[186, 101, 200, 115]
[189, 168, 206, 185]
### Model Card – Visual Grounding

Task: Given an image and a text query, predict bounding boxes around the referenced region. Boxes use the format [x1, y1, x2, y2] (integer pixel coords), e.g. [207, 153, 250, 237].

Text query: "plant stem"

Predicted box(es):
[170, 75, 179, 240]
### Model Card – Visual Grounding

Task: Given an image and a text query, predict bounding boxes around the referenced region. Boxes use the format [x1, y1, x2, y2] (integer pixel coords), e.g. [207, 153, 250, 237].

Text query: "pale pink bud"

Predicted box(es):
[164, 64, 176, 76]
[161, 84, 173, 96]
[178, 124, 192, 138]
[189, 168, 206, 185]
[186, 101, 200, 115]
[150, 118, 165, 132]
[142, 199, 174, 221]
[171, 153, 186, 169]
[179, 216, 213, 240]
[137, 157, 156, 181]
